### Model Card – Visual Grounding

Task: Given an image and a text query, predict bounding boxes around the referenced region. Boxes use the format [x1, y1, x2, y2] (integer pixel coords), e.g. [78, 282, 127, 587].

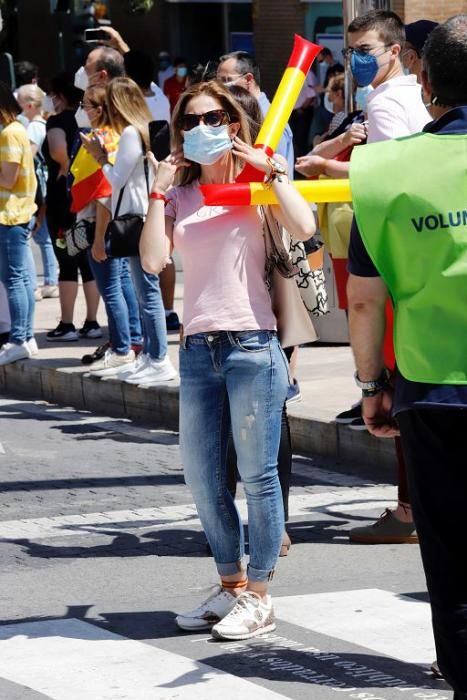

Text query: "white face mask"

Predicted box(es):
[42, 94, 55, 114]
[324, 93, 334, 113]
[74, 66, 89, 91]
[75, 106, 91, 129]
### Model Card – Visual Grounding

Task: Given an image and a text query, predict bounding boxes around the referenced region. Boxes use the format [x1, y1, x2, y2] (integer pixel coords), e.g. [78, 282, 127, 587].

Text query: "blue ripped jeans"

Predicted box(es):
[179, 330, 289, 582]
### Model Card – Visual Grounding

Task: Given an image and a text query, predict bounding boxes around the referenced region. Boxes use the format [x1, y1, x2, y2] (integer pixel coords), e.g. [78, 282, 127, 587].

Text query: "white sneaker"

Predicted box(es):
[211, 591, 276, 640]
[41, 284, 59, 298]
[175, 586, 238, 632]
[27, 338, 39, 356]
[88, 349, 135, 377]
[125, 356, 177, 385]
[34, 289, 42, 302]
[0, 342, 31, 366]
[117, 353, 149, 380]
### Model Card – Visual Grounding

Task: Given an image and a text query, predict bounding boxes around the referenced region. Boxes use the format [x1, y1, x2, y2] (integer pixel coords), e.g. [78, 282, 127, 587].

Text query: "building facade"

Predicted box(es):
[4, 0, 467, 92]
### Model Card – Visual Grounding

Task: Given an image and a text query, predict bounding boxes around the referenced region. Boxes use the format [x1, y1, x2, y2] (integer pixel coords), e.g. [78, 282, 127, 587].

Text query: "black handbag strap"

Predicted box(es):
[113, 134, 150, 218]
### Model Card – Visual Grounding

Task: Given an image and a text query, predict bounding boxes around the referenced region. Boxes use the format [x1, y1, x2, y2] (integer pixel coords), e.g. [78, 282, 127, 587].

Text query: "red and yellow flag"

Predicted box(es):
[70, 127, 119, 213]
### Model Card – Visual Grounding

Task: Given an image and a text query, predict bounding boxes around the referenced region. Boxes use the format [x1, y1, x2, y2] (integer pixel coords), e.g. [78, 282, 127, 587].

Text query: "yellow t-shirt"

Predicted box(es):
[0, 120, 37, 226]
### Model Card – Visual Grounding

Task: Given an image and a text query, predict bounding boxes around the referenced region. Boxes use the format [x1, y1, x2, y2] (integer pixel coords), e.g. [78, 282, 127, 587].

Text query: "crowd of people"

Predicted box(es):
[0, 10, 466, 698]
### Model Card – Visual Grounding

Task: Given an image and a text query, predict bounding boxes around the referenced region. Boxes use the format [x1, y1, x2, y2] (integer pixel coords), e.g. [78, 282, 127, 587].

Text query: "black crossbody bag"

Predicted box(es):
[105, 151, 149, 258]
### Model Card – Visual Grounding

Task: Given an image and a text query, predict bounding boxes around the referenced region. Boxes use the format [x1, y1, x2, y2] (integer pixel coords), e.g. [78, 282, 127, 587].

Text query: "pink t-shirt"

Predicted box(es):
[166, 181, 276, 336]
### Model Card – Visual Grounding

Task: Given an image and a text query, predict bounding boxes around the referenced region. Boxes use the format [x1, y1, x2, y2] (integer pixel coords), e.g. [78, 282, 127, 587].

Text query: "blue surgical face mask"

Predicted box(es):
[176, 66, 188, 78]
[350, 51, 379, 87]
[183, 123, 233, 165]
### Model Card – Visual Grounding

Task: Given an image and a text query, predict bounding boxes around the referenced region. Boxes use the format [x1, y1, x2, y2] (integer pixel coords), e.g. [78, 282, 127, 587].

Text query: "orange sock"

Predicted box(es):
[221, 578, 248, 592]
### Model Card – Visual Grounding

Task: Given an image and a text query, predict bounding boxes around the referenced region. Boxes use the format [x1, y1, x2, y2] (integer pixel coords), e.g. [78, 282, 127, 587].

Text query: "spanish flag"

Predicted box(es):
[70, 127, 119, 213]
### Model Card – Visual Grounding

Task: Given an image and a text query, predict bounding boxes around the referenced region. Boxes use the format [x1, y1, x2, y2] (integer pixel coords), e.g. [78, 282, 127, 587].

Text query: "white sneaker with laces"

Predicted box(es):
[41, 284, 59, 298]
[117, 353, 149, 380]
[0, 342, 31, 366]
[125, 356, 177, 385]
[211, 591, 276, 640]
[175, 586, 237, 631]
[27, 338, 39, 356]
[88, 349, 135, 377]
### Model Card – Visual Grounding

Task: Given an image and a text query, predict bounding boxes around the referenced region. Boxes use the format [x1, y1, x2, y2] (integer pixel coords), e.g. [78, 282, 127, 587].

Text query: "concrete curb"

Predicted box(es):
[0, 359, 396, 469]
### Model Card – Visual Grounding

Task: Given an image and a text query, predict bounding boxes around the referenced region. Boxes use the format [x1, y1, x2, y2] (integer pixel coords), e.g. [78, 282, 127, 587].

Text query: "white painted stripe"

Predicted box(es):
[0, 485, 396, 541]
[275, 588, 435, 665]
[0, 442, 5, 454]
[0, 618, 288, 700]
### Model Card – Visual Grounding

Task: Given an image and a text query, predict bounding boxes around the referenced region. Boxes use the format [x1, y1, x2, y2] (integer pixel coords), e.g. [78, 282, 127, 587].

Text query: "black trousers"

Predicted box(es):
[398, 408, 467, 695]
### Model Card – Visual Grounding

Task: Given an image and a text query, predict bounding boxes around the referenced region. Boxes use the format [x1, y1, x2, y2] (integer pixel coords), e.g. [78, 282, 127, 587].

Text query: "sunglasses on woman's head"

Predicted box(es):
[180, 109, 230, 131]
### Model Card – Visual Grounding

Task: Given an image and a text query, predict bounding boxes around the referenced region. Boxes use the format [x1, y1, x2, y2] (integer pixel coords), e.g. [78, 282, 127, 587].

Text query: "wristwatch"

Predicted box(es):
[354, 369, 389, 397]
[265, 157, 288, 184]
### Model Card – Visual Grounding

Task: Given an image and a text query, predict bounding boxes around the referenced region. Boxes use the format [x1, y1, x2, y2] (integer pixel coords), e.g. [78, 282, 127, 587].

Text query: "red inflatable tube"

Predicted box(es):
[288, 34, 322, 75]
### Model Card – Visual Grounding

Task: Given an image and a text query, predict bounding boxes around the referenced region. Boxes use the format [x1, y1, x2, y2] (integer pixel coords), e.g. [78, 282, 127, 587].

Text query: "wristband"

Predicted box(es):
[355, 369, 389, 397]
[265, 157, 288, 185]
[150, 191, 168, 204]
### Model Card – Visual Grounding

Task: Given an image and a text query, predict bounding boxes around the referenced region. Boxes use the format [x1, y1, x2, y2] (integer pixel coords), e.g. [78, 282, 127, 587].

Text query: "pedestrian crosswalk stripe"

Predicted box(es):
[0, 485, 395, 542]
[0, 588, 439, 699]
[0, 618, 289, 700]
[275, 588, 435, 666]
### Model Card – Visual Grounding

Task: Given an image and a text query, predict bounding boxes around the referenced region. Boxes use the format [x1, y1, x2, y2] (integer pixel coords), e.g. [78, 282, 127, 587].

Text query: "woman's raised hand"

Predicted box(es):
[147, 150, 190, 194]
[80, 131, 106, 163]
[231, 137, 276, 175]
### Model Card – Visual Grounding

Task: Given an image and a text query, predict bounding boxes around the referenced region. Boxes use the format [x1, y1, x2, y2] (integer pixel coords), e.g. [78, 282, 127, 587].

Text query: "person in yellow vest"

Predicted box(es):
[347, 16, 467, 699]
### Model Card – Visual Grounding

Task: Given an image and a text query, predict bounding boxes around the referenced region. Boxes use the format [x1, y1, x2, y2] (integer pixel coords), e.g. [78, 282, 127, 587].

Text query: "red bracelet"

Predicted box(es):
[150, 191, 168, 204]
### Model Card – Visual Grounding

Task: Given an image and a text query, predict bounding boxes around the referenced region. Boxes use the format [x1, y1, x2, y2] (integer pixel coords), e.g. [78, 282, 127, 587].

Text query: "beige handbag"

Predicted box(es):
[262, 206, 318, 349]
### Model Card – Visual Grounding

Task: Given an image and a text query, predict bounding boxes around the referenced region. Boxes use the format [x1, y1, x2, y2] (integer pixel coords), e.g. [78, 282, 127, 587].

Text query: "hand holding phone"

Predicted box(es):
[149, 120, 171, 162]
[84, 28, 109, 43]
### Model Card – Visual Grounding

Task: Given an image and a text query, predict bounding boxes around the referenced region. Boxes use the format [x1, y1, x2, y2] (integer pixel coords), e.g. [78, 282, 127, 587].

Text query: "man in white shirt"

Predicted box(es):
[347, 9, 430, 144]
[345, 9, 430, 544]
[123, 50, 170, 123]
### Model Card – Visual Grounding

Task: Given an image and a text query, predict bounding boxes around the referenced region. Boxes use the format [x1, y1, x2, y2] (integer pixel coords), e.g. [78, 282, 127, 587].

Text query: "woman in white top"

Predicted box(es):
[140, 80, 316, 641]
[82, 77, 176, 384]
[16, 83, 58, 298]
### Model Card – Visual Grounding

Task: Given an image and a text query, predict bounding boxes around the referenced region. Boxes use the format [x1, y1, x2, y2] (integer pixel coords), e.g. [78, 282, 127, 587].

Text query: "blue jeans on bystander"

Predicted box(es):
[88, 252, 142, 355]
[0, 224, 35, 344]
[179, 330, 289, 582]
[129, 256, 167, 360]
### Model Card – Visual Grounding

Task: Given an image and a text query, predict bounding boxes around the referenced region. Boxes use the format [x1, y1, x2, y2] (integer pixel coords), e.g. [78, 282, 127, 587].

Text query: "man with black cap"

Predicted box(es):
[402, 19, 438, 82]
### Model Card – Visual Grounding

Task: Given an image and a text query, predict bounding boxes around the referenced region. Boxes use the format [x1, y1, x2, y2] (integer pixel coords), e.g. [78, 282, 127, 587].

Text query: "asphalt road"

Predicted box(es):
[0, 395, 451, 700]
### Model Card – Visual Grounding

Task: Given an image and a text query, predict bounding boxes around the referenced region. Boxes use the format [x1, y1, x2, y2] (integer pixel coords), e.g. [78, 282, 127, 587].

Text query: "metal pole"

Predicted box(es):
[342, 0, 356, 115]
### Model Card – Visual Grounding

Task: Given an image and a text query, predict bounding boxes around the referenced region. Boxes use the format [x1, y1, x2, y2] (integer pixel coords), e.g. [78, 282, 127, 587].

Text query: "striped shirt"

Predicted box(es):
[0, 120, 37, 226]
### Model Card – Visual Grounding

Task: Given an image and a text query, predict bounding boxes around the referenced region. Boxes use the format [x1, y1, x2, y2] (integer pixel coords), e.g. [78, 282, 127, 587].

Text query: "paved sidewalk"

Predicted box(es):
[0, 279, 396, 472]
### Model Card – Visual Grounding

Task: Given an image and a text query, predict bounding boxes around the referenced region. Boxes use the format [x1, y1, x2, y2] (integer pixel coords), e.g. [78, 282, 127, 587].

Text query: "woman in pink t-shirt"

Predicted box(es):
[140, 80, 315, 641]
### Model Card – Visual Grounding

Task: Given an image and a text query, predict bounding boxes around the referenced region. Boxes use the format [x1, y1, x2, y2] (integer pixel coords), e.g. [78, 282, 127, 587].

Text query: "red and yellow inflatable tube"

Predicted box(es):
[201, 180, 352, 206]
[237, 35, 322, 182]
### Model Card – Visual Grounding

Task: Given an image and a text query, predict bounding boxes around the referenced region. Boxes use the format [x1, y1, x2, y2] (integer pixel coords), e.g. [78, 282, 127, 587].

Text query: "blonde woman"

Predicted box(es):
[16, 83, 58, 299]
[81, 77, 176, 383]
[140, 81, 315, 640]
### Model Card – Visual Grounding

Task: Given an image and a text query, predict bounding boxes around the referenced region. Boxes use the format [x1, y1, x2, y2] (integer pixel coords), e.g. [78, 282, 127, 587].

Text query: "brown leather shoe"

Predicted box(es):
[349, 509, 418, 544]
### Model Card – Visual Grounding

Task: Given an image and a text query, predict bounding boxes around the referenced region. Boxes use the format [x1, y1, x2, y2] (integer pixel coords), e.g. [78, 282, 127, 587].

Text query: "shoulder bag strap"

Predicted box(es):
[114, 131, 149, 218]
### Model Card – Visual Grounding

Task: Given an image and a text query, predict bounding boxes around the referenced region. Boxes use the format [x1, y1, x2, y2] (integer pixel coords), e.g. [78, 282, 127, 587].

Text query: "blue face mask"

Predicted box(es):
[350, 51, 379, 87]
[183, 123, 233, 165]
[176, 66, 188, 78]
